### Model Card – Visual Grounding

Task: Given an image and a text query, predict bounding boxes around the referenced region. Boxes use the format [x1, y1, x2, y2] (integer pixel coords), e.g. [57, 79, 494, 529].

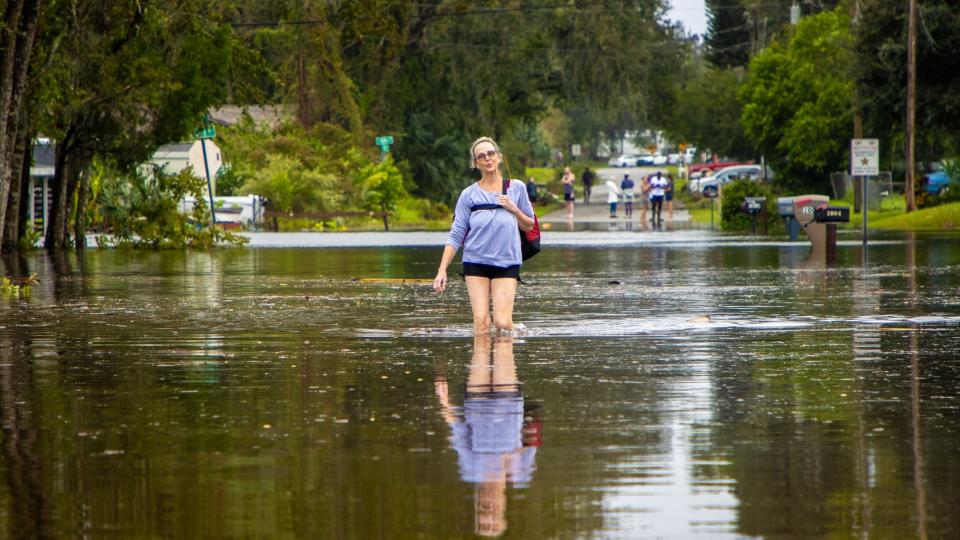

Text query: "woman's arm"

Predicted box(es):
[500, 180, 536, 232]
[434, 244, 458, 293]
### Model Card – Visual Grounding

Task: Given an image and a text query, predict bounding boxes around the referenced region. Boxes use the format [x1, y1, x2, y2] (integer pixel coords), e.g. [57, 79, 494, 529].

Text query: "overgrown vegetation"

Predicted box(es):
[719, 179, 781, 233]
[96, 167, 247, 249]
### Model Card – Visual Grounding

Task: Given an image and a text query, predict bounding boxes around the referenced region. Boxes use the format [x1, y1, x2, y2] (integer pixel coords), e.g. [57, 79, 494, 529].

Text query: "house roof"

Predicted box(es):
[209, 105, 289, 128]
[155, 142, 194, 156]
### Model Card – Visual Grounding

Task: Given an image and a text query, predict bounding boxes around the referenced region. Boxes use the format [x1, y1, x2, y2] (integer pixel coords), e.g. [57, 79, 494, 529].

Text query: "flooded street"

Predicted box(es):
[1, 232, 959, 538]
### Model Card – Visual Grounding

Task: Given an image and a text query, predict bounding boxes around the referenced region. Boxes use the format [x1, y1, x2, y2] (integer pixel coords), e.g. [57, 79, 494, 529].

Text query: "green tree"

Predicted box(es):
[740, 8, 855, 193]
[665, 57, 754, 159]
[238, 154, 343, 214]
[35, 0, 235, 250]
[855, 0, 960, 166]
[705, 0, 750, 67]
[356, 158, 407, 231]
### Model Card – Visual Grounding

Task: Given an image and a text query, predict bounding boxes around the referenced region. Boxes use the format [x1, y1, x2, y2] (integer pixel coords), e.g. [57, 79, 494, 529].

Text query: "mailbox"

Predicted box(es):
[742, 197, 765, 214]
[814, 206, 850, 223]
[777, 197, 800, 241]
[777, 197, 795, 217]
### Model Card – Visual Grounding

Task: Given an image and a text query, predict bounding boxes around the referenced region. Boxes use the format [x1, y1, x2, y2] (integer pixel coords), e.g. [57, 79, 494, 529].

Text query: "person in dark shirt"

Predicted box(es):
[620, 174, 635, 218]
[581, 166, 595, 204]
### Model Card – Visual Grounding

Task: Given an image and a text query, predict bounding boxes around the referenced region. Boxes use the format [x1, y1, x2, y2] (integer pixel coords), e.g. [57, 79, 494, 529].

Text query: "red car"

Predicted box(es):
[688, 160, 754, 179]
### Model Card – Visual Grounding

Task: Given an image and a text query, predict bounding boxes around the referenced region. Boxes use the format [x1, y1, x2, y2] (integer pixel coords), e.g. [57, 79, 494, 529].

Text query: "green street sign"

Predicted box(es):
[194, 126, 216, 140]
[375, 135, 394, 146]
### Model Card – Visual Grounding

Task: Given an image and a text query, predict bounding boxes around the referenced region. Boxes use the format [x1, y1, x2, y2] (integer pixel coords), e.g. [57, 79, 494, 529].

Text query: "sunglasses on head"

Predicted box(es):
[475, 149, 498, 161]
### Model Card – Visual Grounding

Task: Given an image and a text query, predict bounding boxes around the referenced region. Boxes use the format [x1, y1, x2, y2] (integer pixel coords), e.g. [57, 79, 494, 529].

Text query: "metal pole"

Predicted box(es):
[200, 138, 217, 228]
[861, 176, 868, 246]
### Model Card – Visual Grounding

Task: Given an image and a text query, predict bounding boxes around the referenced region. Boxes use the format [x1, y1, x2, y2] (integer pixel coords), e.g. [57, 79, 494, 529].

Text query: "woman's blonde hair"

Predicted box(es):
[469, 136, 500, 166]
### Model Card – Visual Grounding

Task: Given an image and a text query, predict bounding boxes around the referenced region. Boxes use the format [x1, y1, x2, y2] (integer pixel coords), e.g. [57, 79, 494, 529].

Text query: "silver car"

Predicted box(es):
[697, 165, 771, 197]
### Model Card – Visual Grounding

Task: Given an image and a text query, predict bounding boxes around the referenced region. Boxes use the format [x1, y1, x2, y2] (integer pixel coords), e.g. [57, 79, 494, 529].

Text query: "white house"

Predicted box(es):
[150, 140, 223, 192]
[27, 142, 56, 234]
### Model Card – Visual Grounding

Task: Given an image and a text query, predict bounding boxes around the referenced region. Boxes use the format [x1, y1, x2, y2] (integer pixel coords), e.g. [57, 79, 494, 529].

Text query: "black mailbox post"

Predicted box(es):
[741, 197, 765, 235]
[812, 204, 849, 264]
[813, 206, 850, 223]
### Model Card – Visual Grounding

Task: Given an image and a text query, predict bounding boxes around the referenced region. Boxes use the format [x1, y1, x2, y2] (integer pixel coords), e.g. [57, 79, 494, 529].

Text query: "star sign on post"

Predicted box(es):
[851, 139, 879, 176]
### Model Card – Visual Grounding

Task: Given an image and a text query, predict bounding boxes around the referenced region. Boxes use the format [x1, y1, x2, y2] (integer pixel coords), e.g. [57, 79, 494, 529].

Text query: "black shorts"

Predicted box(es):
[563, 192, 575, 202]
[463, 262, 521, 280]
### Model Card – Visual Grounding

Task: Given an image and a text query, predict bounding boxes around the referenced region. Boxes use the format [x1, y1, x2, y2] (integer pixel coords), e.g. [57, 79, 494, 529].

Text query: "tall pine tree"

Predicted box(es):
[705, 0, 750, 68]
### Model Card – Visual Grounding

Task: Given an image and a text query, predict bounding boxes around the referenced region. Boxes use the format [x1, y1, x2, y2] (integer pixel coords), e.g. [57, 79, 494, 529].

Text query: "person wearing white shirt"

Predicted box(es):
[606, 177, 622, 218]
[648, 171, 668, 225]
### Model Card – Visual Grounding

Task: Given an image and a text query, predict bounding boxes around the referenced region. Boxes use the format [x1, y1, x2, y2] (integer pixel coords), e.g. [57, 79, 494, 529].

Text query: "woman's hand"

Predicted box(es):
[433, 272, 448, 293]
[497, 194, 520, 214]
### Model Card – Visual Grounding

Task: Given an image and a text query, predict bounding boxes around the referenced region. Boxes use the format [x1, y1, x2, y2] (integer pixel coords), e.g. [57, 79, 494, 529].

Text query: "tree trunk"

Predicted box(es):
[0, 0, 41, 252]
[74, 167, 88, 250]
[62, 158, 83, 247]
[16, 140, 31, 247]
[45, 150, 69, 251]
[0, 0, 26, 249]
[2, 122, 29, 251]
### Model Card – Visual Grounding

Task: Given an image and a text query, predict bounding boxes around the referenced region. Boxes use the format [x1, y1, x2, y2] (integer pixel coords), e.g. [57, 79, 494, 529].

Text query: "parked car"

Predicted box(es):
[688, 160, 755, 180]
[923, 161, 955, 195]
[608, 154, 648, 167]
[637, 154, 668, 166]
[667, 153, 681, 165]
[695, 165, 772, 197]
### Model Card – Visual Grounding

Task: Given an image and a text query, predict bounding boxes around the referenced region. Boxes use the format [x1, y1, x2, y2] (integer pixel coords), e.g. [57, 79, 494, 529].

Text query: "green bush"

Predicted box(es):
[720, 179, 781, 233]
[97, 167, 247, 249]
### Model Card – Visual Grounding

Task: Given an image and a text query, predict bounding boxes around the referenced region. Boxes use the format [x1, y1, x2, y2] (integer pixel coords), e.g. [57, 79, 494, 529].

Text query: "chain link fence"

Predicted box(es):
[830, 171, 897, 211]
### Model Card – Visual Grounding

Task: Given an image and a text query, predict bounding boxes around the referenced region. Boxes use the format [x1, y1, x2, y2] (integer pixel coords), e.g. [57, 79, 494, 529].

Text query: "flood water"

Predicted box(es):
[1, 231, 959, 538]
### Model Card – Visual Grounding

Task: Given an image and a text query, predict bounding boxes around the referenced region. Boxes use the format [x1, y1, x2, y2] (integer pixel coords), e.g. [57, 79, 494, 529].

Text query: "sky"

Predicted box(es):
[667, 0, 708, 37]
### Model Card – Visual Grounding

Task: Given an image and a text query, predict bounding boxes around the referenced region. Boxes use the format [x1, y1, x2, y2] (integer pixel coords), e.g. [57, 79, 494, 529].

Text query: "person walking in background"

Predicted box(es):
[526, 176, 538, 206]
[620, 174, 635, 219]
[581, 166, 595, 204]
[606, 176, 622, 218]
[434, 136, 536, 334]
[561, 166, 576, 219]
[666, 173, 675, 220]
[639, 173, 651, 224]
[649, 171, 668, 227]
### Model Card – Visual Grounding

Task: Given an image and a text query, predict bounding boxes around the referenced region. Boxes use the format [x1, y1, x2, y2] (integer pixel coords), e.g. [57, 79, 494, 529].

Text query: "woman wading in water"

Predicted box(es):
[433, 137, 536, 334]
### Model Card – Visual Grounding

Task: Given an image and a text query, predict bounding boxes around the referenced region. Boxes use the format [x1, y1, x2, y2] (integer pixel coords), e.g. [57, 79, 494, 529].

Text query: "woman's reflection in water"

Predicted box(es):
[435, 335, 541, 537]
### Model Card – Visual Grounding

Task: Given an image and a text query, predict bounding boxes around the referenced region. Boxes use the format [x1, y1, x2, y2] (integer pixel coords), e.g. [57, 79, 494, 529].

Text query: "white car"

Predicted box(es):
[637, 154, 668, 166]
[607, 154, 647, 167]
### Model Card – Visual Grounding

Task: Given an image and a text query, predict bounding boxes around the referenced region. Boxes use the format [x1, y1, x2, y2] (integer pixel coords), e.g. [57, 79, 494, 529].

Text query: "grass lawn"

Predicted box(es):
[834, 194, 960, 230]
[686, 189, 960, 231]
[870, 200, 960, 230]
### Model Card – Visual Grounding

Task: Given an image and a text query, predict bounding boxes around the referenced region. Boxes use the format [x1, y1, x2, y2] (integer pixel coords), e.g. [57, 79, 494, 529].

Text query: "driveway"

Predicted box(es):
[538, 166, 688, 224]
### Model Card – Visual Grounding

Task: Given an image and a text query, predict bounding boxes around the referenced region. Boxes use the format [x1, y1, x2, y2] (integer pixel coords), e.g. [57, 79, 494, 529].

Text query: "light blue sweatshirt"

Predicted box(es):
[446, 179, 535, 267]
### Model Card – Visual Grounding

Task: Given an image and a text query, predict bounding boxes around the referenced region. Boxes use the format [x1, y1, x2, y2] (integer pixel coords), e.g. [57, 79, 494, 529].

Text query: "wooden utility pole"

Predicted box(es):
[905, 0, 918, 212]
[852, 0, 864, 214]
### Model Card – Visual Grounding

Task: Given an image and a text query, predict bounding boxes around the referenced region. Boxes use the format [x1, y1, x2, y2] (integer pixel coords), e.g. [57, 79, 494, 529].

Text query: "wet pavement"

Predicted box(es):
[1, 233, 959, 538]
